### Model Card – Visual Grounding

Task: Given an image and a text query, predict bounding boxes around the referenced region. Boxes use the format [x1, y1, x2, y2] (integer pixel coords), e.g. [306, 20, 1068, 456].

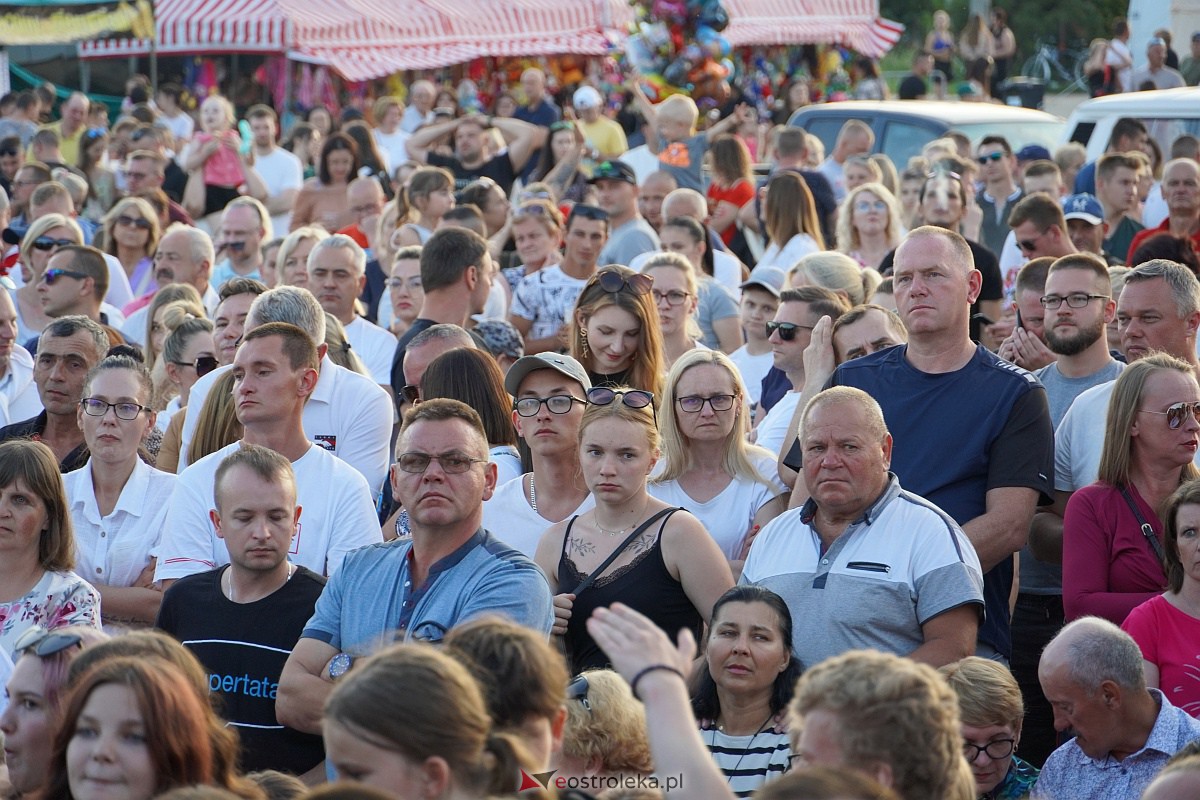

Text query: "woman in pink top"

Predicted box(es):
[1064, 354, 1200, 625]
[1123, 479, 1200, 717]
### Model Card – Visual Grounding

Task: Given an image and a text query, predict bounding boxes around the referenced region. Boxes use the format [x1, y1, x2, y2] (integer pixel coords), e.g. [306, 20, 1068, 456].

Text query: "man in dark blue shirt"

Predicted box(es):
[513, 68, 560, 182]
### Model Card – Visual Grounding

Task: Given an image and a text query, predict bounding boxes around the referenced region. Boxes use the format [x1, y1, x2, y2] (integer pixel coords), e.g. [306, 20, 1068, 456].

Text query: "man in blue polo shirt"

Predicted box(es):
[275, 398, 553, 735]
[784, 226, 1054, 664]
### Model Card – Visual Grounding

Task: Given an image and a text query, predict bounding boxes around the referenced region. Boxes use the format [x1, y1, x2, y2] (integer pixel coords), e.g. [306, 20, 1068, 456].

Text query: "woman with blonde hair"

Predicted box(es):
[758, 172, 825, 271]
[556, 669, 654, 783]
[97, 196, 160, 297]
[836, 182, 904, 271]
[502, 199, 564, 301]
[274, 226, 329, 290]
[940, 657, 1038, 798]
[569, 266, 666, 399]
[1064, 352, 1200, 624]
[651, 349, 785, 570]
[15, 214, 84, 342]
[150, 298, 207, 412]
[842, 156, 883, 195]
[642, 253, 705, 371]
[323, 312, 368, 375]
[790, 251, 882, 306]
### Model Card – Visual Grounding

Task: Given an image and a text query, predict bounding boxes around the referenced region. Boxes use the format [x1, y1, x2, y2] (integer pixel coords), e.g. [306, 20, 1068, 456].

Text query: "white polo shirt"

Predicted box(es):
[155, 441, 382, 582]
[178, 354, 394, 494]
[482, 475, 595, 558]
[343, 315, 398, 385]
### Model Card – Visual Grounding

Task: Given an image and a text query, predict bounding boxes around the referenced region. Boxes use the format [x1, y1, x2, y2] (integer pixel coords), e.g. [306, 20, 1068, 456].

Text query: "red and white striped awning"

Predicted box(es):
[723, 0, 903, 57]
[79, 0, 291, 57]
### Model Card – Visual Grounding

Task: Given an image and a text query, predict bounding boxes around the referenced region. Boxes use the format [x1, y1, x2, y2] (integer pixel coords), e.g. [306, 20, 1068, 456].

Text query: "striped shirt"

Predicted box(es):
[701, 723, 791, 798]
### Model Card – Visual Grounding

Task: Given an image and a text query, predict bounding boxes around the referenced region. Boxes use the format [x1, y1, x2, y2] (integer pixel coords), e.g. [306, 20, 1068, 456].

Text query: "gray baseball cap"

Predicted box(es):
[740, 265, 787, 298]
[504, 352, 592, 396]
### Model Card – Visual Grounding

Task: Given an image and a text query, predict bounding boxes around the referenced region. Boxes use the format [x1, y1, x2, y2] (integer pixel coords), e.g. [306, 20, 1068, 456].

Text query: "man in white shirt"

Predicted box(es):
[122, 225, 218, 345]
[177, 286, 393, 495]
[371, 96, 409, 174]
[156, 321, 381, 586]
[307, 235, 396, 385]
[1130, 37, 1186, 91]
[0, 291, 39, 425]
[401, 81, 436, 134]
[246, 105, 303, 237]
[817, 120, 873, 202]
[1106, 20, 1134, 92]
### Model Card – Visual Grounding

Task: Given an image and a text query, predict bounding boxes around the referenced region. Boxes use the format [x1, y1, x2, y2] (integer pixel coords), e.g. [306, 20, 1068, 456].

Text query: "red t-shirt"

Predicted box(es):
[706, 179, 755, 245]
[1126, 220, 1200, 266]
[1123, 594, 1200, 717]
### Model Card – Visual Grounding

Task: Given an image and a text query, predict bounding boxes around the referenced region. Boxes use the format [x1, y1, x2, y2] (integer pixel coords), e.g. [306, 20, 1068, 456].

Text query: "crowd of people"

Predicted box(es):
[0, 39, 1200, 799]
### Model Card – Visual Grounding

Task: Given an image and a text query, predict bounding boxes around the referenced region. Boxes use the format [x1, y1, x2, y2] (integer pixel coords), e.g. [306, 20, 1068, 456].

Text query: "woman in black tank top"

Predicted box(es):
[533, 386, 734, 672]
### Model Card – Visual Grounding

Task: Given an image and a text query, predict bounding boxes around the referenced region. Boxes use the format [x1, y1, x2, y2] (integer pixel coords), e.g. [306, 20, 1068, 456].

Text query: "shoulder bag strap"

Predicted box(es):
[571, 507, 679, 596]
[1119, 485, 1166, 564]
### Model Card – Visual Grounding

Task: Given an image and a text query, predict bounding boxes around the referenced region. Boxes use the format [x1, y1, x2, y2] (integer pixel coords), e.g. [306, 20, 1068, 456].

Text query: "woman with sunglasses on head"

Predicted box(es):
[568, 266, 666, 400]
[836, 182, 904, 272]
[553, 668, 654, 786]
[651, 351, 786, 577]
[64, 355, 174, 630]
[691, 586, 801, 797]
[15, 213, 83, 343]
[642, 253, 706, 371]
[502, 199, 564, 302]
[534, 386, 734, 672]
[1064, 354, 1200, 626]
[96, 197, 160, 299]
[0, 625, 109, 799]
[0, 439, 101, 655]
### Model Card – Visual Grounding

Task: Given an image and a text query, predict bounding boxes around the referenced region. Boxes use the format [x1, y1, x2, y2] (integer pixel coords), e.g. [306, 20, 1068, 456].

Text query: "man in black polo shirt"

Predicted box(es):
[404, 113, 544, 195]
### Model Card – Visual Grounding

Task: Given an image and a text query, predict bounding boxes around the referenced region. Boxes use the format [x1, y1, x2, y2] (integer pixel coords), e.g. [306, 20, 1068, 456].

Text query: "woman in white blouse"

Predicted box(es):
[65, 354, 175, 629]
[650, 350, 787, 578]
[756, 172, 825, 273]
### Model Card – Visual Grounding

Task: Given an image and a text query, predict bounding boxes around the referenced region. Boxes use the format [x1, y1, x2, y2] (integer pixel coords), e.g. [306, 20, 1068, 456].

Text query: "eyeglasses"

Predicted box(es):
[400, 384, 421, 404]
[568, 204, 610, 224]
[653, 289, 690, 306]
[594, 269, 652, 296]
[766, 321, 814, 341]
[386, 276, 422, 291]
[1138, 402, 1200, 430]
[172, 355, 218, 377]
[586, 387, 655, 409]
[42, 268, 89, 284]
[32, 237, 75, 252]
[963, 739, 1016, 761]
[567, 674, 592, 713]
[116, 214, 153, 230]
[677, 394, 737, 413]
[13, 626, 84, 659]
[395, 451, 488, 474]
[80, 398, 148, 420]
[515, 395, 585, 417]
[976, 151, 1006, 164]
[1015, 232, 1046, 253]
[854, 199, 887, 213]
[1039, 293, 1109, 309]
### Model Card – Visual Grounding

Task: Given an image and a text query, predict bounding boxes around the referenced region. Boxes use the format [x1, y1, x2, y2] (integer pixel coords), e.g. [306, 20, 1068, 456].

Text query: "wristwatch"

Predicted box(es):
[328, 652, 353, 680]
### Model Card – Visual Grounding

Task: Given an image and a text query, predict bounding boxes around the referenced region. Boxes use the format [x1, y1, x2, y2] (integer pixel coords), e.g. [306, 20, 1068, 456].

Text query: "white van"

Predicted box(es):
[1061, 87, 1200, 160]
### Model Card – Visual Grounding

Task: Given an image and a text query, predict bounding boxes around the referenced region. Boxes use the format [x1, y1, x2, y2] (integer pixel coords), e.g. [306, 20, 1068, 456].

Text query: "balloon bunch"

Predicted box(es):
[621, 0, 735, 107]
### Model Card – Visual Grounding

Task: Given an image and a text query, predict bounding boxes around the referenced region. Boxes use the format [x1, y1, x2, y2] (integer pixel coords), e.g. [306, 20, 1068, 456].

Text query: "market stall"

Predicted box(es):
[723, 0, 902, 57]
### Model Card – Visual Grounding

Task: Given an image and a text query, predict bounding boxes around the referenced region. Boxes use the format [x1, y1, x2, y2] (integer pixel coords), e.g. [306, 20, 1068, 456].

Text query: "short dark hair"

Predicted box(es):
[400, 397, 487, 445]
[1109, 117, 1147, 149]
[978, 135, 1012, 156]
[218, 276, 269, 302]
[214, 443, 296, 511]
[1008, 193, 1066, 233]
[1049, 253, 1111, 289]
[245, 104, 277, 123]
[1098, 152, 1142, 182]
[242, 321, 319, 371]
[43, 315, 108, 363]
[420, 228, 488, 293]
[54, 245, 108, 300]
[1015, 257, 1054, 294]
[779, 285, 852, 322]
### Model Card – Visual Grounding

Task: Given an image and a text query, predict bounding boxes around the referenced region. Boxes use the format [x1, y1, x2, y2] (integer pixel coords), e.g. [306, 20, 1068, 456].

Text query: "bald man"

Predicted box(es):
[628, 187, 745, 293]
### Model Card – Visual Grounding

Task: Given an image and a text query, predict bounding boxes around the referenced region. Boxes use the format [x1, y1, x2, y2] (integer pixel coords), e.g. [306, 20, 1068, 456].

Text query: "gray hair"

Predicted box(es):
[1123, 259, 1200, 318]
[1056, 617, 1147, 692]
[222, 196, 274, 241]
[308, 234, 367, 276]
[163, 223, 215, 266]
[247, 286, 327, 344]
[43, 315, 108, 363]
[801, 386, 889, 443]
[661, 188, 707, 221]
[407, 323, 475, 352]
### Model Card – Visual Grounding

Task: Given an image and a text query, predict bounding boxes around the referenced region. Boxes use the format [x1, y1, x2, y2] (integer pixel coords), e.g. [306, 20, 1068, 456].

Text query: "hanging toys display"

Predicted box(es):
[620, 0, 733, 108]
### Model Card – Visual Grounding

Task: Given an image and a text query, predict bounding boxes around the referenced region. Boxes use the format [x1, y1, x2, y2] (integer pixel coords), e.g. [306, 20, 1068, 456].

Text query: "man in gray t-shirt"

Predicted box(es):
[592, 159, 661, 266]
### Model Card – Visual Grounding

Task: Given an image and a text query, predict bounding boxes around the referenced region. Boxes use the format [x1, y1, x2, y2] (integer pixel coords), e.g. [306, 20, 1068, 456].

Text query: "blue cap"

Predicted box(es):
[1062, 193, 1103, 226]
[1016, 144, 1052, 162]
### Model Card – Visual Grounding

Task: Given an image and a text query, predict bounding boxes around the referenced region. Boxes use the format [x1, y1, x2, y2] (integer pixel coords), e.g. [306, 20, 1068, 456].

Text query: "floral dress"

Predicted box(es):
[0, 570, 101, 655]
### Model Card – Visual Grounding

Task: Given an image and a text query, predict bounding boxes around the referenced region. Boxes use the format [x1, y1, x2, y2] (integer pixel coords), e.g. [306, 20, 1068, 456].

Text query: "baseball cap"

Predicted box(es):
[1016, 144, 1052, 162]
[573, 86, 603, 110]
[504, 352, 592, 396]
[740, 266, 787, 298]
[1148, 36, 1167, 48]
[1062, 193, 1103, 226]
[589, 160, 637, 186]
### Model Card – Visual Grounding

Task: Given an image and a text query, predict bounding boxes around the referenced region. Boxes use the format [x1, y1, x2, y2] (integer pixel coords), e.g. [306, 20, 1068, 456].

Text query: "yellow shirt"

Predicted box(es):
[27, 120, 83, 165]
[578, 116, 628, 161]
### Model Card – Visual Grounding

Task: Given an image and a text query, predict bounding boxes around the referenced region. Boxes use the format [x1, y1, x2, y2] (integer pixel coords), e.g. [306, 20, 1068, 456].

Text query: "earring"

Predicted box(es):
[579, 328, 590, 361]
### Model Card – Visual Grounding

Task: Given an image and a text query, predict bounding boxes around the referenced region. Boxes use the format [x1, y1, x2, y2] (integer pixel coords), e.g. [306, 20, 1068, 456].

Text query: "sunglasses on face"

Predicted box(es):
[586, 386, 655, 409]
[677, 394, 737, 413]
[594, 269, 653, 296]
[41, 268, 88, 284]
[32, 237, 75, 252]
[1016, 232, 1046, 253]
[13, 626, 84, 659]
[0, 148, 18, 157]
[394, 451, 487, 474]
[766, 321, 814, 341]
[172, 355, 218, 377]
[514, 394, 585, 417]
[1139, 401, 1200, 430]
[976, 151, 1006, 164]
[567, 674, 592, 713]
[400, 384, 420, 404]
[116, 214, 153, 230]
[80, 398, 147, 420]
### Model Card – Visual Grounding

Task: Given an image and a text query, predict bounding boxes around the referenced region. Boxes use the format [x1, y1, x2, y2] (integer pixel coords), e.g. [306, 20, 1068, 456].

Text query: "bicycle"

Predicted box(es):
[1021, 38, 1089, 92]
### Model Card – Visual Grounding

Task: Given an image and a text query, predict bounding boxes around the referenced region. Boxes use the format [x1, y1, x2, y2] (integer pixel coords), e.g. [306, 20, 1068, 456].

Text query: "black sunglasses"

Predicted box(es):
[42, 268, 89, 285]
[32, 237, 75, 252]
[586, 386, 655, 409]
[13, 626, 84, 659]
[173, 355, 218, 377]
[568, 204, 610, 224]
[567, 674, 592, 713]
[593, 268, 653, 296]
[400, 384, 421, 404]
[116, 214, 153, 230]
[766, 321, 814, 341]
[0, 148, 18, 157]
